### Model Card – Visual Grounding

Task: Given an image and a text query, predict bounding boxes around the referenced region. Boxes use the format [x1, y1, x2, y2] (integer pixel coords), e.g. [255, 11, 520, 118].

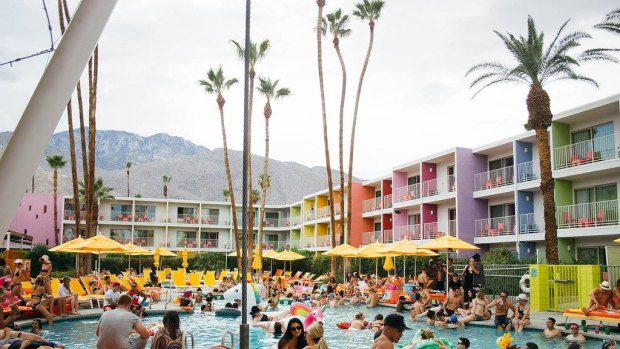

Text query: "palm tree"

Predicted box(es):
[199, 66, 241, 272]
[162, 175, 172, 198]
[466, 16, 616, 264]
[256, 77, 291, 265]
[323, 9, 351, 244]
[223, 188, 231, 202]
[348, 0, 384, 243]
[231, 39, 271, 267]
[594, 8, 620, 34]
[79, 177, 114, 238]
[46, 155, 66, 245]
[126, 162, 132, 197]
[316, 0, 339, 276]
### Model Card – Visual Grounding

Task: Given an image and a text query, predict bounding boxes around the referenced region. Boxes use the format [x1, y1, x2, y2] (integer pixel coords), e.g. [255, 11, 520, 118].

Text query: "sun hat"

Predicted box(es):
[40, 255, 50, 263]
[384, 313, 411, 331]
[517, 293, 528, 301]
[600, 281, 611, 290]
[14, 259, 22, 264]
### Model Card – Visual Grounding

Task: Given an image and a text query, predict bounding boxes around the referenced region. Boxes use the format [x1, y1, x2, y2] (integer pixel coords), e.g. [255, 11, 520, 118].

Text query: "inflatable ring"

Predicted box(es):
[336, 322, 351, 329]
[519, 274, 530, 293]
[179, 306, 193, 312]
[215, 308, 241, 317]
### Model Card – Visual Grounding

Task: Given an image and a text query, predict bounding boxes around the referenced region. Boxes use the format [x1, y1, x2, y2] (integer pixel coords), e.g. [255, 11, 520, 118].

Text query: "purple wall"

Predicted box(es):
[455, 148, 488, 256]
[9, 193, 60, 247]
[421, 162, 436, 182]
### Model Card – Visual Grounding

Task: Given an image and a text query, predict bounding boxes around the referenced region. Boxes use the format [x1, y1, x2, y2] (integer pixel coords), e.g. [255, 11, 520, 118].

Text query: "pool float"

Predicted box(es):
[215, 307, 242, 317]
[400, 329, 455, 349]
[179, 306, 194, 313]
[336, 322, 351, 329]
[496, 333, 514, 349]
[253, 302, 324, 332]
[223, 282, 261, 316]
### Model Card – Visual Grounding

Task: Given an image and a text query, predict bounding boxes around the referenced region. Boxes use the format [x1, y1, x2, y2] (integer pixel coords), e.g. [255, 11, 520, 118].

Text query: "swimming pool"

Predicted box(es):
[37, 302, 603, 348]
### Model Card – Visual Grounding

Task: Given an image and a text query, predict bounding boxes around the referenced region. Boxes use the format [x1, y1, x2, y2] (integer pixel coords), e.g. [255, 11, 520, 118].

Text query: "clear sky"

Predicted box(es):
[1, 0, 619, 179]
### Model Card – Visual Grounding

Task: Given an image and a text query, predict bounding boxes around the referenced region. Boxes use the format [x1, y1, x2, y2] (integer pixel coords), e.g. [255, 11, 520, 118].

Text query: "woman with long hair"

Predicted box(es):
[303, 322, 328, 349]
[151, 310, 183, 349]
[30, 276, 54, 325]
[278, 318, 307, 349]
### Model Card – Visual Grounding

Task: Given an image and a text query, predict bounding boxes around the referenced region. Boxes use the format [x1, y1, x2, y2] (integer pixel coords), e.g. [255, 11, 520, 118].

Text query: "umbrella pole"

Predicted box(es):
[129, 254, 131, 272]
[404, 256, 406, 277]
[446, 250, 450, 295]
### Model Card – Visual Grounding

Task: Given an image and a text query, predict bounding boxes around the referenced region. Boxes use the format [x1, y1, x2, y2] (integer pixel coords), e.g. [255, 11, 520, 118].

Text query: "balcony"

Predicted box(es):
[176, 237, 198, 248]
[262, 217, 290, 228]
[199, 238, 219, 249]
[474, 215, 516, 237]
[422, 222, 445, 239]
[554, 133, 619, 170]
[177, 214, 199, 224]
[289, 238, 302, 249]
[394, 183, 421, 203]
[448, 219, 456, 237]
[132, 237, 155, 247]
[316, 234, 341, 248]
[422, 175, 456, 197]
[200, 214, 219, 225]
[519, 213, 540, 234]
[383, 229, 393, 244]
[393, 224, 421, 241]
[262, 240, 289, 250]
[517, 161, 539, 183]
[110, 212, 134, 222]
[290, 216, 302, 226]
[384, 194, 393, 209]
[556, 199, 619, 229]
[63, 210, 86, 221]
[362, 197, 382, 213]
[474, 166, 514, 191]
[303, 237, 314, 248]
[305, 210, 315, 221]
[316, 206, 329, 219]
[362, 231, 382, 245]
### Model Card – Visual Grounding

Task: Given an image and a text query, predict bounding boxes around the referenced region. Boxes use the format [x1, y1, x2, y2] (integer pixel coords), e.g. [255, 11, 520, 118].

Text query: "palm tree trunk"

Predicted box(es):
[316, 0, 338, 276]
[53, 169, 59, 245]
[88, 46, 99, 239]
[218, 98, 242, 273]
[127, 171, 130, 197]
[258, 110, 271, 271]
[335, 40, 347, 244]
[527, 86, 559, 264]
[247, 68, 256, 273]
[348, 19, 375, 242]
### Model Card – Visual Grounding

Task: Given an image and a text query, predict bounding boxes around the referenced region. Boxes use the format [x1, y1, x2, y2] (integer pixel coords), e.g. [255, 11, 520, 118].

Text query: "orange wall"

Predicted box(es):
[350, 182, 375, 247]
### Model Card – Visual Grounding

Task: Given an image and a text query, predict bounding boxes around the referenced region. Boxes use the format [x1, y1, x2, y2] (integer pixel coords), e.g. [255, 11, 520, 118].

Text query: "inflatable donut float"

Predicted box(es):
[215, 307, 242, 317]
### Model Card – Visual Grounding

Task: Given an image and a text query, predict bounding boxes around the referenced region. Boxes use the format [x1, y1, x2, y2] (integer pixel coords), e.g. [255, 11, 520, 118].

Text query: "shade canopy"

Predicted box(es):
[262, 250, 279, 259]
[49, 237, 85, 252]
[124, 242, 152, 256]
[274, 250, 305, 261]
[69, 235, 129, 254]
[323, 243, 358, 257]
[383, 256, 394, 271]
[379, 239, 439, 257]
[420, 235, 479, 251]
[356, 242, 398, 258]
[152, 247, 178, 257]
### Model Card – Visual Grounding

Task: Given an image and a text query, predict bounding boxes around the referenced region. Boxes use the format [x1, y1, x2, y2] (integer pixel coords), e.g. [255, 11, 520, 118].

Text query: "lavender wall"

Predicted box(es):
[9, 193, 60, 247]
[455, 148, 488, 255]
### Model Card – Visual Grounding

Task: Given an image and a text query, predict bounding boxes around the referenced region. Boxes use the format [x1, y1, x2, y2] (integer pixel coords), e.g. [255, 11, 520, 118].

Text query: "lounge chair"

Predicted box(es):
[67, 278, 97, 309]
[204, 271, 216, 287]
[188, 273, 202, 287]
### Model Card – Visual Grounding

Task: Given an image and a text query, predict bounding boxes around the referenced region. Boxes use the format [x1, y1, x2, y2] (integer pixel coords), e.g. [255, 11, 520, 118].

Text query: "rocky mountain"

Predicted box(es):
[0, 130, 355, 204]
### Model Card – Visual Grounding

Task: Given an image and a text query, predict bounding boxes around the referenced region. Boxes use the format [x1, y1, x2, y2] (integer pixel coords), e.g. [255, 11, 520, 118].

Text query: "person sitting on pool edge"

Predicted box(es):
[582, 281, 613, 316]
[488, 290, 516, 331]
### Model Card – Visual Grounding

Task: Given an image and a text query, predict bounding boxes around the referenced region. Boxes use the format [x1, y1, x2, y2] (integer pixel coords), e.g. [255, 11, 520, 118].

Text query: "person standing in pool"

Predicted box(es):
[277, 318, 307, 349]
[543, 317, 562, 338]
[370, 314, 410, 349]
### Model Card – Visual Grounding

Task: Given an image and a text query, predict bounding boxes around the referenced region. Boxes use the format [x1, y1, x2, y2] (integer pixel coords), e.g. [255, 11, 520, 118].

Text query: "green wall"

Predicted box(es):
[552, 122, 570, 149]
[555, 179, 573, 206]
[558, 238, 576, 263]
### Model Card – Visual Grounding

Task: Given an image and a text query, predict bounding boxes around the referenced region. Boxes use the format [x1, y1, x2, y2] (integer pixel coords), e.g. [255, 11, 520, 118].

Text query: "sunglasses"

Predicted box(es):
[41, 270, 48, 273]
[290, 326, 302, 331]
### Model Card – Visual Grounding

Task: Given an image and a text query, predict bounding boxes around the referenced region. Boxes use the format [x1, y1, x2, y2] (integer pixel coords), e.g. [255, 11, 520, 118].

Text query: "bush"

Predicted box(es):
[24, 244, 75, 274]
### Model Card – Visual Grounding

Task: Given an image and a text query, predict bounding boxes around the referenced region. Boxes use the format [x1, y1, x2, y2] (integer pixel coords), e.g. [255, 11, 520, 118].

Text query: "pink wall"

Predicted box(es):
[393, 209, 408, 226]
[392, 171, 407, 189]
[382, 179, 392, 196]
[422, 203, 437, 224]
[421, 162, 436, 182]
[9, 193, 60, 247]
[351, 183, 374, 247]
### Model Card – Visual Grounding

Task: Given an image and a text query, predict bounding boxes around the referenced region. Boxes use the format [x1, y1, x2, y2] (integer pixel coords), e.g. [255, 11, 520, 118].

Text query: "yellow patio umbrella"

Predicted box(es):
[379, 239, 439, 277]
[153, 250, 160, 268]
[152, 247, 178, 257]
[49, 237, 85, 252]
[124, 242, 151, 271]
[383, 256, 394, 272]
[275, 250, 305, 274]
[70, 234, 129, 273]
[262, 250, 279, 272]
[182, 249, 189, 268]
[355, 242, 398, 280]
[420, 235, 479, 294]
[323, 243, 358, 281]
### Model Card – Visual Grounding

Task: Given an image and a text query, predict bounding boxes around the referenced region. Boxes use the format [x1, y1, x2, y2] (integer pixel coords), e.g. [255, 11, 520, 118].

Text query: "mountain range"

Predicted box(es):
[0, 130, 355, 204]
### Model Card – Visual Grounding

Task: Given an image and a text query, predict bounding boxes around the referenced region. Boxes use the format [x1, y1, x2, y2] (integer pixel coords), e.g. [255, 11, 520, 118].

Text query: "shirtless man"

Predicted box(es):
[582, 281, 613, 315]
[410, 293, 426, 321]
[370, 314, 410, 349]
[612, 279, 620, 310]
[443, 289, 463, 316]
[565, 323, 586, 344]
[459, 291, 489, 325]
[488, 291, 516, 331]
[366, 289, 380, 308]
[417, 268, 429, 289]
[543, 317, 562, 338]
[350, 312, 367, 330]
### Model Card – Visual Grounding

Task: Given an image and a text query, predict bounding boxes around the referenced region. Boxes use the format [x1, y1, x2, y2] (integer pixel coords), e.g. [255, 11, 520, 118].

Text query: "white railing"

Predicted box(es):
[177, 213, 200, 224]
[517, 161, 539, 183]
[474, 165, 514, 191]
[448, 220, 456, 237]
[289, 239, 302, 249]
[316, 206, 329, 219]
[199, 238, 219, 248]
[303, 238, 314, 248]
[554, 132, 619, 170]
[422, 175, 456, 197]
[556, 199, 619, 229]
[290, 216, 302, 226]
[262, 217, 290, 228]
[383, 229, 393, 244]
[394, 183, 421, 203]
[363, 197, 383, 213]
[132, 237, 155, 247]
[304, 210, 315, 221]
[200, 214, 219, 225]
[362, 231, 382, 245]
[518, 213, 540, 234]
[262, 240, 289, 250]
[393, 225, 422, 241]
[384, 194, 393, 209]
[317, 234, 341, 247]
[422, 222, 443, 239]
[474, 215, 516, 237]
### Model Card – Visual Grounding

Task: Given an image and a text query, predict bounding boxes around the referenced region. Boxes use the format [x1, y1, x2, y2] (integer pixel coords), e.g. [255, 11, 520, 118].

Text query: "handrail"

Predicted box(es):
[184, 331, 195, 349]
[221, 330, 235, 348]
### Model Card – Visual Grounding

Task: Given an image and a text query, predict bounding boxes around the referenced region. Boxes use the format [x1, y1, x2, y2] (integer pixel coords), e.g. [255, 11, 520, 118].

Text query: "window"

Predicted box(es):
[43, 205, 47, 213]
[571, 122, 614, 161]
[202, 232, 219, 248]
[408, 175, 420, 185]
[575, 184, 617, 204]
[111, 204, 132, 220]
[407, 214, 421, 226]
[375, 191, 381, 198]
[489, 156, 513, 171]
[135, 205, 156, 220]
[177, 231, 196, 247]
[374, 222, 381, 232]
[133, 230, 154, 246]
[489, 203, 515, 232]
[265, 212, 279, 220]
[110, 229, 131, 243]
[577, 247, 606, 264]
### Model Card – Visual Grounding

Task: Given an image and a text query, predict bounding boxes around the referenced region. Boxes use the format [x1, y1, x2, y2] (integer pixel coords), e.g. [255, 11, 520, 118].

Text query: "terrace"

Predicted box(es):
[554, 132, 619, 170]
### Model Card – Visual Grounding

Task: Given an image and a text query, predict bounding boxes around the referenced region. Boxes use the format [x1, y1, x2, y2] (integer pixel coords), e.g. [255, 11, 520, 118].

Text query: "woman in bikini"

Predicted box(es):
[458, 290, 489, 325]
[29, 276, 54, 325]
[514, 294, 530, 332]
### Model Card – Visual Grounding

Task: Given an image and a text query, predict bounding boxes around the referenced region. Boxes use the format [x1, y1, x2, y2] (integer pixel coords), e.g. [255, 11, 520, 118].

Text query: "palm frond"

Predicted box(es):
[275, 88, 292, 99]
[579, 49, 619, 62]
[594, 8, 620, 34]
[230, 40, 245, 60]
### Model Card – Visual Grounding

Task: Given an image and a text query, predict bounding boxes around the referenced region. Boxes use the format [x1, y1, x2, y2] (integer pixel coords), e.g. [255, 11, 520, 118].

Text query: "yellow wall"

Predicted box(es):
[316, 223, 328, 236]
[316, 195, 327, 208]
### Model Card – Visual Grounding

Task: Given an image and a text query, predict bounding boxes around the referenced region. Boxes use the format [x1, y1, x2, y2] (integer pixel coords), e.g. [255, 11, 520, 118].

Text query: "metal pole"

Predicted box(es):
[0, 0, 118, 235]
[239, 0, 252, 347]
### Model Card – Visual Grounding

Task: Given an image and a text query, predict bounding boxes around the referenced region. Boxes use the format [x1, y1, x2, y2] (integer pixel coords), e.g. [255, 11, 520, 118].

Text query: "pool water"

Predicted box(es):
[38, 302, 604, 349]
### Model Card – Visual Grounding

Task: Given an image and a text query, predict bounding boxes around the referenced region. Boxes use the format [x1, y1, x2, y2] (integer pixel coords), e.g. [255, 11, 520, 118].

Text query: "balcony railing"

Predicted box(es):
[556, 199, 619, 229]
[448, 219, 456, 237]
[393, 224, 421, 241]
[362, 197, 382, 213]
[198, 238, 219, 249]
[554, 133, 619, 170]
[176, 238, 198, 248]
[383, 229, 393, 244]
[262, 217, 290, 228]
[290, 216, 302, 226]
[110, 212, 134, 222]
[316, 234, 341, 247]
[304, 210, 315, 221]
[519, 213, 540, 234]
[422, 222, 444, 239]
[384, 194, 393, 209]
[474, 215, 516, 237]
[303, 238, 314, 248]
[316, 206, 329, 219]
[177, 214, 199, 224]
[63, 210, 86, 221]
[261, 240, 289, 250]
[109, 236, 131, 244]
[394, 183, 420, 203]
[362, 231, 382, 245]
[423, 175, 456, 197]
[517, 161, 539, 183]
[289, 239, 302, 249]
[474, 166, 514, 191]
[132, 237, 155, 247]
[200, 214, 219, 225]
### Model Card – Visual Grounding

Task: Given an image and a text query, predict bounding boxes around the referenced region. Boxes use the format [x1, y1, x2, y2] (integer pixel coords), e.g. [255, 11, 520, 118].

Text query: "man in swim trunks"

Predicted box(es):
[612, 278, 620, 311]
[582, 281, 613, 315]
[488, 291, 515, 331]
[543, 317, 562, 338]
[443, 288, 463, 316]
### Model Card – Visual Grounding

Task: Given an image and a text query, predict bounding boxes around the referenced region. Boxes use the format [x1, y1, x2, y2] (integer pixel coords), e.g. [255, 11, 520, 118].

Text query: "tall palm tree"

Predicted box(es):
[231, 39, 270, 268]
[256, 77, 291, 266]
[46, 155, 66, 246]
[162, 175, 172, 198]
[348, 0, 384, 242]
[199, 66, 241, 272]
[126, 162, 132, 197]
[79, 176, 114, 238]
[316, 0, 338, 275]
[594, 8, 620, 33]
[466, 16, 616, 264]
[323, 9, 351, 244]
[223, 188, 230, 202]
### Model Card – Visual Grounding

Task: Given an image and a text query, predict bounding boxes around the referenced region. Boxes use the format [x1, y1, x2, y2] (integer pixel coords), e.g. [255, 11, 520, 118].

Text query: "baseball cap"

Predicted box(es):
[383, 313, 411, 331]
[14, 259, 22, 264]
[40, 255, 50, 263]
[112, 282, 121, 287]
